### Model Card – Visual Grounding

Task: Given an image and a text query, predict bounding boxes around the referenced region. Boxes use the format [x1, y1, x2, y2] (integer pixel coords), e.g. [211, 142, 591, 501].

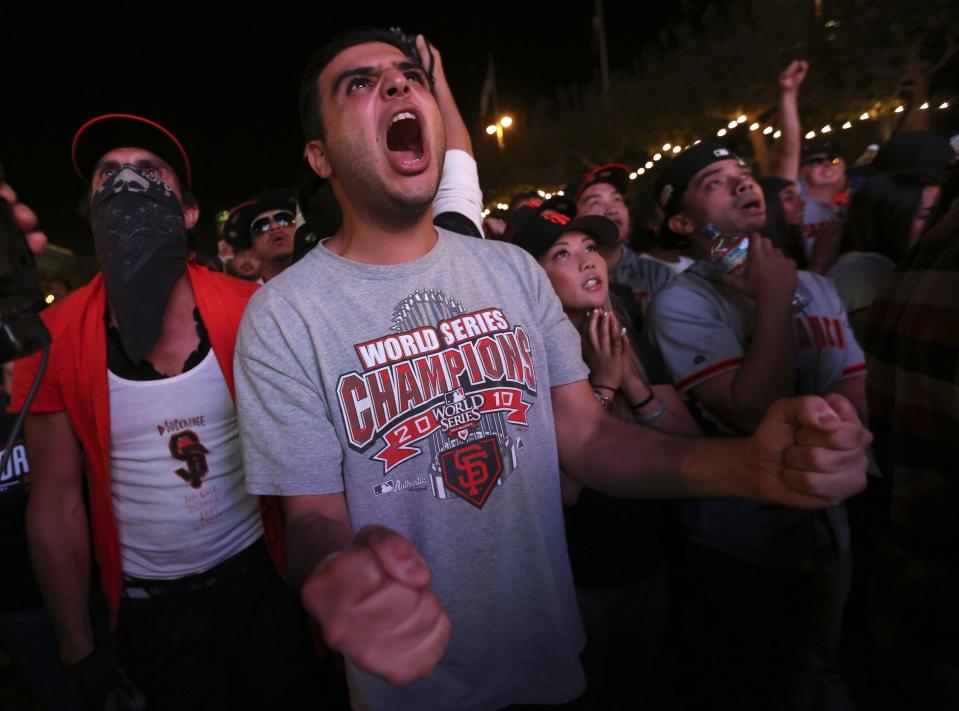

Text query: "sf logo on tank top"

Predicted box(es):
[168, 430, 211, 489]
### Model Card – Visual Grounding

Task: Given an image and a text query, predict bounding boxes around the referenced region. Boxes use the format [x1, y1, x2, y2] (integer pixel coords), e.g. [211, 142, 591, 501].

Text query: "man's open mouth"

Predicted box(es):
[386, 111, 424, 166]
[738, 197, 762, 212]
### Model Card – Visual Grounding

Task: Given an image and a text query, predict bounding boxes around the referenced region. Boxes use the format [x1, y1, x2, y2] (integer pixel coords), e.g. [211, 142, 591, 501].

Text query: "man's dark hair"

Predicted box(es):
[299, 27, 411, 141]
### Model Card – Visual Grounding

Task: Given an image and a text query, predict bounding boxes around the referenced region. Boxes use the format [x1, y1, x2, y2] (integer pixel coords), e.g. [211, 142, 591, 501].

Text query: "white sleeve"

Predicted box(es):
[432, 149, 483, 236]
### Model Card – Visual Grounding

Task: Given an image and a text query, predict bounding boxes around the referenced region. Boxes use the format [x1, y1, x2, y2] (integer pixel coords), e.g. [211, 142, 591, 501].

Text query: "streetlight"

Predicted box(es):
[486, 116, 514, 149]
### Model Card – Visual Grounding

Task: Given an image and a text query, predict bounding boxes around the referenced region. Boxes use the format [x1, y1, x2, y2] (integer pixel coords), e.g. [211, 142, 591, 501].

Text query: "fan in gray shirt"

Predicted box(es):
[233, 28, 871, 711]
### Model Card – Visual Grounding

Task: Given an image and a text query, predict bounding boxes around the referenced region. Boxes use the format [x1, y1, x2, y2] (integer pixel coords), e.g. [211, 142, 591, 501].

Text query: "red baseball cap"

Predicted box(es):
[71, 113, 192, 188]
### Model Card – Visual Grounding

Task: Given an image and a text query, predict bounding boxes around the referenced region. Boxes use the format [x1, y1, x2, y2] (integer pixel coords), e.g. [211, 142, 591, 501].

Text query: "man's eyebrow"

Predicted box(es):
[331, 60, 425, 95]
[693, 167, 724, 189]
[331, 66, 376, 95]
[93, 159, 120, 173]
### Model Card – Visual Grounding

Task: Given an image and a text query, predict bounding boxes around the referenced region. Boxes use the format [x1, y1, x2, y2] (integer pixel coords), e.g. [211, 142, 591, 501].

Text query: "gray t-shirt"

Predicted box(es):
[643, 265, 864, 568]
[608, 245, 675, 313]
[235, 229, 588, 711]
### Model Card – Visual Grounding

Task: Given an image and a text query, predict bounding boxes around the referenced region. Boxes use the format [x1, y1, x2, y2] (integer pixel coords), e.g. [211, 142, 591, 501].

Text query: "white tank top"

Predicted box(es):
[108, 350, 263, 579]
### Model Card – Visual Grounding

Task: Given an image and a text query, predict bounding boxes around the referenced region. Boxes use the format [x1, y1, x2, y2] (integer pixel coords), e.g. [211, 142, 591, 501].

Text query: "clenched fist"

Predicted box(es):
[302, 525, 451, 686]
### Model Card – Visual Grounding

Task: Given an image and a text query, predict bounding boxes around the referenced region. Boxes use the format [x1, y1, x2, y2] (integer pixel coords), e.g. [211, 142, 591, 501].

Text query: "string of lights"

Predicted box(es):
[483, 98, 953, 216]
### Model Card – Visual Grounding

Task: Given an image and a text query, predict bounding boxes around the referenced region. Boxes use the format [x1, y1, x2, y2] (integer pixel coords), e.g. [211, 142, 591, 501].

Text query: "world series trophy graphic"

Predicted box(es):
[390, 290, 519, 501]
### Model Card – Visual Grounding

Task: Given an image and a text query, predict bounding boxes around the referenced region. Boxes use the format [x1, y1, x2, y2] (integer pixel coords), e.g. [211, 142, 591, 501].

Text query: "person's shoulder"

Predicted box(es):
[619, 247, 673, 279]
[38, 275, 102, 332]
[646, 267, 716, 320]
[443, 228, 519, 255]
[799, 268, 843, 295]
[798, 269, 848, 309]
[246, 247, 323, 306]
[194, 264, 259, 299]
[441, 229, 542, 271]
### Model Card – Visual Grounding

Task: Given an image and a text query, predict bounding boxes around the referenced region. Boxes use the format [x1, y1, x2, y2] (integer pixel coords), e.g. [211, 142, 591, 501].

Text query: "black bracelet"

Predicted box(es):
[592, 384, 616, 393]
[630, 391, 656, 410]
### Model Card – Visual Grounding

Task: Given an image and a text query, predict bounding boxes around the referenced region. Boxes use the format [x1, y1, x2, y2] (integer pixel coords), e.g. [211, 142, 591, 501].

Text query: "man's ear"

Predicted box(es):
[183, 203, 200, 231]
[305, 140, 333, 179]
[667, 212, 695, 236]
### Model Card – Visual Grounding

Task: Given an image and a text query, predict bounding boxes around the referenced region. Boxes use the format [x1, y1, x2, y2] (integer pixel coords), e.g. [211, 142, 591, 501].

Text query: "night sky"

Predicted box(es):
[3, 1, 685, 256]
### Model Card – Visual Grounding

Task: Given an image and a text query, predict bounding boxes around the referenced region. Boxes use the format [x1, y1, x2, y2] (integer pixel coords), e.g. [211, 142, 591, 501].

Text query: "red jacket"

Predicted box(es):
[11, 263, 285, 626]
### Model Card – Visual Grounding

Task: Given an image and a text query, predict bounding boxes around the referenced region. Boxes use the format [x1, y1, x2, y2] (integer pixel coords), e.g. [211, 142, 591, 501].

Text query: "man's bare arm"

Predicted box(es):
[24, 412, 93, 664]
[770, 60, 808, 182]
[282, 493, 354, 589]
[553, 380, 869, 508]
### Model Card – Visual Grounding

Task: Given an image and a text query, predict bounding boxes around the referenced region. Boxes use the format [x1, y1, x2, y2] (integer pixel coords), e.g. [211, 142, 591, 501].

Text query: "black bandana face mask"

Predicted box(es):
[90, 165, 189, 365]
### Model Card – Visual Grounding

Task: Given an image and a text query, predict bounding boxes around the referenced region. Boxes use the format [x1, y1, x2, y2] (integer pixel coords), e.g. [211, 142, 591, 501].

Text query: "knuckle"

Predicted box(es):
[807, 447, 831, 472]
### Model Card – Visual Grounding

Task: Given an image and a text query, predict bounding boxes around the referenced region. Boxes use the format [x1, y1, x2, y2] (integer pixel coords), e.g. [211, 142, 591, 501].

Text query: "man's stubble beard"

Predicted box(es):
[327, 134, 445, 232]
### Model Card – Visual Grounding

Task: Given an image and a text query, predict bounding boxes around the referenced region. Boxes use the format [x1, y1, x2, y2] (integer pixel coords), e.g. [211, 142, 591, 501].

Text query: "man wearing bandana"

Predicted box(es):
[10, 115, 318, 710]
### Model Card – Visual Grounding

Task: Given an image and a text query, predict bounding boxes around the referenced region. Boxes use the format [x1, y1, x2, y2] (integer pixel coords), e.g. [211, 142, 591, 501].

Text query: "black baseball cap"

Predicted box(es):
[221, 201, 258, 250]
[507, 194, 577, 232]
[874, 131, 954, 184]
[72, 113, 192, 188]
[539, 194, 576, 218]
[564, 164, 630, 205]
[513, 214, 619, 259]
[801, 135, 842, 165]
[250, 188, 297, 219]
[655, 142, 743, 218]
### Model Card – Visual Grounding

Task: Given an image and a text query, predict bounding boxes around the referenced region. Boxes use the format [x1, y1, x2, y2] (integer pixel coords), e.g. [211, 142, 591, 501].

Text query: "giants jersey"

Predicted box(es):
[645, 266, 864, 408]
[643, 265, 863, 568]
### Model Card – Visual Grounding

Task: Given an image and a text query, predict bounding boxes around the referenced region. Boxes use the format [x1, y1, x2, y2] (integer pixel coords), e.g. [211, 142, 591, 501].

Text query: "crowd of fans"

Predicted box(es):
[0, 24, 955, 711]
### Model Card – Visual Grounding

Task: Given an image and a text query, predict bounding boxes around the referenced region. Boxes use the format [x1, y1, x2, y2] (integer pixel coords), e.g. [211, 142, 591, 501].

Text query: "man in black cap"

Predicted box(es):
[221, 200, 263, 282]
[565, 163, 673, 312]
[11, 114, 317, 710]
[644, 141, 866, 710]
[244, 188, 297, 283]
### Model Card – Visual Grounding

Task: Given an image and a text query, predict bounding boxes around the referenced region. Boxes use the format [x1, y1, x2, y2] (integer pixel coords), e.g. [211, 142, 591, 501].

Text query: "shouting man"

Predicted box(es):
[234, 29, 870, 711]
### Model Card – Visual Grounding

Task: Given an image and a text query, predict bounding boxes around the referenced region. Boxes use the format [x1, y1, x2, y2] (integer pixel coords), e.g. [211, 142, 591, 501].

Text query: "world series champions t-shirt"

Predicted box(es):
[235, 229, 589, 711]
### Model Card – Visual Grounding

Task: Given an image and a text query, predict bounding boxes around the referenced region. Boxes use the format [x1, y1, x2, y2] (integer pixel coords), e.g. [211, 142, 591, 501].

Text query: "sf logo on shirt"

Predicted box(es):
[439, 436, 503, 509]
[168, 430, 211, 489]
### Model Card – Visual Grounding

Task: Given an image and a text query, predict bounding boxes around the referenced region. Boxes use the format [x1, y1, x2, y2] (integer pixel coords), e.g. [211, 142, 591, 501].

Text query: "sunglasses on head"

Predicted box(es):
[802, 156, 841, 167]
[251, 210, 295, 234]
